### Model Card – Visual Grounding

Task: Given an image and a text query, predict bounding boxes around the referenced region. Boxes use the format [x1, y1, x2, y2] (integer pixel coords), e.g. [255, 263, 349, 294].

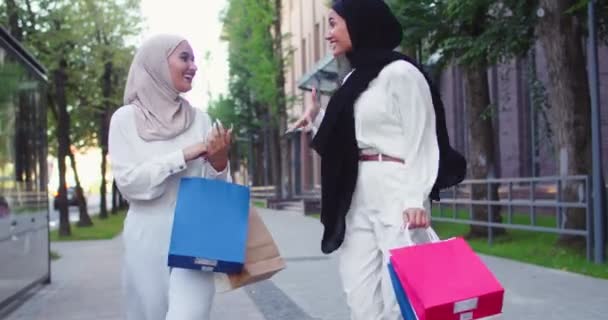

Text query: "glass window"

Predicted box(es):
[0, 32, 50, 307]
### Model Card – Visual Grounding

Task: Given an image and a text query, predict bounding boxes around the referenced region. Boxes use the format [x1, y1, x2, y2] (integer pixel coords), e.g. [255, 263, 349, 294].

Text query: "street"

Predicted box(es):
[4, 208, 608, 320]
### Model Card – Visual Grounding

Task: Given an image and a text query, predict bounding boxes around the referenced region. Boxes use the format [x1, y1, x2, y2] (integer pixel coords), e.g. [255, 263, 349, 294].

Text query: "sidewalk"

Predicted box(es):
[5, 208, 608, 319]
[3, 239, 266, 320]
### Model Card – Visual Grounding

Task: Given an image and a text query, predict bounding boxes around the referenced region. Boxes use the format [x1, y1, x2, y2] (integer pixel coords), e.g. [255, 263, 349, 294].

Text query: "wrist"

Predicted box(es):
[311, 106, 321, 118]
[183, 143, 206, 161]
[209, 157, 228, 172]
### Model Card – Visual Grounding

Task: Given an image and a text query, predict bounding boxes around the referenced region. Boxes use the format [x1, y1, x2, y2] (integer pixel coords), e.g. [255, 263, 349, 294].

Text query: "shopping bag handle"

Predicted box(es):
[400, 223, 441, 245]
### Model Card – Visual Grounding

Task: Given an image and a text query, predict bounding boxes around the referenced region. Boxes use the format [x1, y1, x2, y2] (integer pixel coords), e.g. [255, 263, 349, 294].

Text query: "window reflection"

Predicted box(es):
[0, 46, 47, 217]
[0, 35, 50, 306]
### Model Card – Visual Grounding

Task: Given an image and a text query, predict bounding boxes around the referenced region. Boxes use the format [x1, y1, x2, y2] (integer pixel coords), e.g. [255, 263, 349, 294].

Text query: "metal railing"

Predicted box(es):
[433, 175, 605, 262]
[251, 185, 277, 199]
[250, 185, 277, 207]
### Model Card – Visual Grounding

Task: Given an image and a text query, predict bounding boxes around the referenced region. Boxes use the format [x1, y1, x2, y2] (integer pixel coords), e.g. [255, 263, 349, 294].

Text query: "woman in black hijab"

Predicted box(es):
[291, 0, 466, 318]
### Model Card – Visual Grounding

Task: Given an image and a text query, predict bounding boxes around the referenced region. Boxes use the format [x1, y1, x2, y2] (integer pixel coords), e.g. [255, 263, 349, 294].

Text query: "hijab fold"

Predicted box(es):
[124, 34, 195, 141]
[312, 0, 466, 254]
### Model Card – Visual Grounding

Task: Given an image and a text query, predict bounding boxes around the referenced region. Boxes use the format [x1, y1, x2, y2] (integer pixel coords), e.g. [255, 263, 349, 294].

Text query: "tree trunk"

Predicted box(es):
[14, 94, 33, 191]
[537, 0, 591, 247]
[269, 119, 282, 199]
[23, 0, 36, 34]
[99, 148, 108, 217]
[273, 0, 290, 199]
[55, 62, 71, 237]
[111, 180, 118, 214]
[229, 140, 240, 181]
[401, 46, 417, 59]
[463, 65, 505, 238]
[119, 191, 128, 209]
[99, 59, 113, 218]
[68, 151, 93, 227]
[246, 132, 254, 186]
[254, 137, 265, 186]
[262, 111, 273, 186]
[6, 0, 23, 41]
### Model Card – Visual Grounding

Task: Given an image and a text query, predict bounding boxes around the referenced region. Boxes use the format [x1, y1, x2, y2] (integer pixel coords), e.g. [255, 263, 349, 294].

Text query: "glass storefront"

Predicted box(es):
[0, 27, 50, 308]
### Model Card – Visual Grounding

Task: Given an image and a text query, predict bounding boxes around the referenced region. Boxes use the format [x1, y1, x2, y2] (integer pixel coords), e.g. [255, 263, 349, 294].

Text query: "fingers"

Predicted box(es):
[200, 143, 208, 157]
[295, 118, 306, 129]
[216, 120, 226, 137]
[226, 124, 233, 144]
[287, 118, 308, 134]
[217, 122, 231, 146]
[225, 127, 232, 145]
[293, 117, 308, 130]
[404, 208, 429, 229]
[210, 120, 229, 143]
[421, 212, 429, 228]
[210, 126, 219, 148]
[297, 116, 314, 132]
[213, 121, 220, 137]
[206, 120, 232, 158]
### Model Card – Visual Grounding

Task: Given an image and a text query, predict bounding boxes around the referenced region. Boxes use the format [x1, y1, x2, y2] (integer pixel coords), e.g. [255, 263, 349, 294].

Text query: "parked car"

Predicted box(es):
[53, 186, 81, 210]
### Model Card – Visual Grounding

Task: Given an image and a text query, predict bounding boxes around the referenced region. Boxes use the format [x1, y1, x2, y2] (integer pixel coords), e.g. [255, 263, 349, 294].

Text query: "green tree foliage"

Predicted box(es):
[218, 0, 290, 193]
[1, 0, 142, 234]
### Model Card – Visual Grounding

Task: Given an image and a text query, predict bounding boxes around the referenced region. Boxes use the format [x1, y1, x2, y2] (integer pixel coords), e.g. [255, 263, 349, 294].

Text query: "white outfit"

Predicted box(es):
[314, 60, 440, 320]
[109, 105, 230, 320]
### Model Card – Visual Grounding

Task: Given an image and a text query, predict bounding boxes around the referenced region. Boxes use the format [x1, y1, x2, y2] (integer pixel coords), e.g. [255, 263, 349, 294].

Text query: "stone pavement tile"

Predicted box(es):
[257, 209, 324, 260]
[257, 209, 349, 320]
[4, 236, 266, 320]
[270, 257, 349, 320]
[5, 239, 125, 320]
[213, 288, 266, 320]
[245, 280, 317, 320]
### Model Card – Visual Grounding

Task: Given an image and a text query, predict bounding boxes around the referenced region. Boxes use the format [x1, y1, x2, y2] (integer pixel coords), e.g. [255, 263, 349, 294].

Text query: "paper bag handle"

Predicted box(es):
[400, 223, 441, 245]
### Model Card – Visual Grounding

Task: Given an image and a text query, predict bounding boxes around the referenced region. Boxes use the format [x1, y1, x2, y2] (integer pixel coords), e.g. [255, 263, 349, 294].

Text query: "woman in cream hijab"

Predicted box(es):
[109, 34, 232, 320]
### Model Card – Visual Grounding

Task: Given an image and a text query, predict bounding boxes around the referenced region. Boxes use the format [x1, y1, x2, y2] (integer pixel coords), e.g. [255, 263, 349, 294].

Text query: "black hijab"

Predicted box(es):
[311, 0, 466, 254]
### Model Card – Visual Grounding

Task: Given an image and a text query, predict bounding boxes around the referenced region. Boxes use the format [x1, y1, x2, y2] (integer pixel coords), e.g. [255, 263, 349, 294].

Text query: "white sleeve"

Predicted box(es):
[203, 161, 231, 182]
[109, 112, 187, 201]
[388, 61, 440, 210]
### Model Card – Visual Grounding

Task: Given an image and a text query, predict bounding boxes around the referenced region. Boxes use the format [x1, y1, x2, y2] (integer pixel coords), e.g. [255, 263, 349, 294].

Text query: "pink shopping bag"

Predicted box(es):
[390, 235, 504, 320]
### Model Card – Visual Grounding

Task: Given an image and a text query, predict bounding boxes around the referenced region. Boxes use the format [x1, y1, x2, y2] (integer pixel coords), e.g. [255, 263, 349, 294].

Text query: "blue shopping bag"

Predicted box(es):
[388, 262, 418, 320]
[168, 177, 250, 273]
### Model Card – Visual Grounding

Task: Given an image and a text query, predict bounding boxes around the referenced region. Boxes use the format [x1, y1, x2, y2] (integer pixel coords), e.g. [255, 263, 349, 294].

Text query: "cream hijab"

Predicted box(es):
[124, 34, 195, 141]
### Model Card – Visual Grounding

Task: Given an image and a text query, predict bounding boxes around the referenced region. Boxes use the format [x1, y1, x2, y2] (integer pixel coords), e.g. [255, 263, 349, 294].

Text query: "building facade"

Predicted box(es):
[282, 1, 608, 196]
[282, 0, 335, 196]
[0, 27, 50, 310]
[440, 45, 608, 179]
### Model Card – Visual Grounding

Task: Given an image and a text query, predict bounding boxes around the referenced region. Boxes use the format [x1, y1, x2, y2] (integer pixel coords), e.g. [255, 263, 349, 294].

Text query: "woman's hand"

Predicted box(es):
[403, 208, 430, 229]
[183, 142, 206, 162]
[206, 120, 233, 171]
[287, 87, 321, 133]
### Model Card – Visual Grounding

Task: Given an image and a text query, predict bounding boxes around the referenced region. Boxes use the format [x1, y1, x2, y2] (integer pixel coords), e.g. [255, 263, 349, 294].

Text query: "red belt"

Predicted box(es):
[359, 153, 405, 164]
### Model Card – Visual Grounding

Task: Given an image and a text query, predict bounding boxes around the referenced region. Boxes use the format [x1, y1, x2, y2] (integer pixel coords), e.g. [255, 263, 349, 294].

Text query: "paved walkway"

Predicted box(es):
[5, 208, 608, 319]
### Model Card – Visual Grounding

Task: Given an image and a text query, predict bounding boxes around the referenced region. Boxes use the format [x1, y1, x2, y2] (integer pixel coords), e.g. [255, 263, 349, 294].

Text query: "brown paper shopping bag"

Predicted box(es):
[217, 207, 285, 291]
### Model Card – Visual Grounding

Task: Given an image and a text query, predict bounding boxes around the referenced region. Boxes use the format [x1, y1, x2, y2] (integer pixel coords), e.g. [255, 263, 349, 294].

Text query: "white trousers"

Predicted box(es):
[339, 161, 431, 320]
[123, 213, 215, 320]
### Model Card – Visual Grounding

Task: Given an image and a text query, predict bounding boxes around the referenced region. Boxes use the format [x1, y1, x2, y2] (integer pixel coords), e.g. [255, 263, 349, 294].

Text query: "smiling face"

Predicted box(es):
[326, 9, 353, 57]
[167, 41, 197, 92]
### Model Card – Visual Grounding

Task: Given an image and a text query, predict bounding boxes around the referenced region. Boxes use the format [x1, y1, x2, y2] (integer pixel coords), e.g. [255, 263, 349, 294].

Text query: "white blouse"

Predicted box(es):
[109, 105, 230, 254]
[313, 60, 439, 209]
[110, 105, 236, 303]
